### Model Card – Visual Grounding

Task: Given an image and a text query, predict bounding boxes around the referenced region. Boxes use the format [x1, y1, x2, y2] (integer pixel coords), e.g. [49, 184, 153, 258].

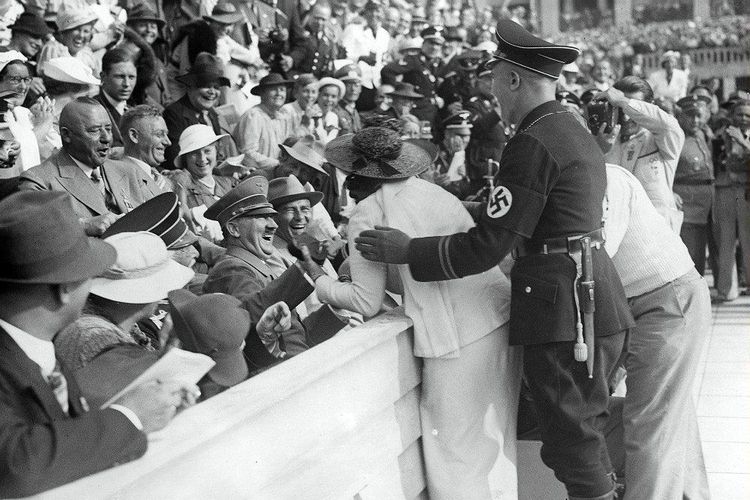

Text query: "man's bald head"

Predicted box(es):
[59, 97, 113, 167]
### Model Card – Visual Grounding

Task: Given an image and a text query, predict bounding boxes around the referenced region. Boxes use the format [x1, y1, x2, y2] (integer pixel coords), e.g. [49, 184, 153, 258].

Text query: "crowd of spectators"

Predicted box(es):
[0, 0, 747, 496]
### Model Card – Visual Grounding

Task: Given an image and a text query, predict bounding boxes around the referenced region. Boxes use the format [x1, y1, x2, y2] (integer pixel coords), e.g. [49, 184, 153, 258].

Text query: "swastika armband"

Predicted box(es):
[480, 181, 546, 238]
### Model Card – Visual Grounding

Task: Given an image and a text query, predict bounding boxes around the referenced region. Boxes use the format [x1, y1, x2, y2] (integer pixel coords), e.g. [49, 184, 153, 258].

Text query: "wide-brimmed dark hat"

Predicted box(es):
[390, 82, 423, 100]
[205, 175, 277, 226]
[0, 191, 116, 284]
[9, 12, 52, 37]
[176, 52, 230, 88]
[324, 127, 432, 179]
[204, 2, 245, 24]
[126, 3, 166, 28]
[268, 175, 323, 208]
[251, 72, 295, 95]
[101, 192, 198, 250]
[169, 289, 249, 386]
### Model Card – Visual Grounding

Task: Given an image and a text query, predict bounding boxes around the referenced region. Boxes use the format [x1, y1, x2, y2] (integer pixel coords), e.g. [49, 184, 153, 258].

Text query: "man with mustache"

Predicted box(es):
[234, 73, 295, 175]
[19, 97, 153, 236]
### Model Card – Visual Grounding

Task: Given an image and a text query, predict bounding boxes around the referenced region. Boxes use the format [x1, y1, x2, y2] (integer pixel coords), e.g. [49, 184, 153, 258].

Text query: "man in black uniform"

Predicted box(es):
[288, 2, 339, 78]
[355, 20, 633, 500]
[381, 26, 445, 124]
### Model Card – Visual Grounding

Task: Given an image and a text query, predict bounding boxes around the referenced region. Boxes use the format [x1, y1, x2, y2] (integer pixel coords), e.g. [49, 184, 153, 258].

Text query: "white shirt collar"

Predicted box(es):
[70, 154, 96, 178]
[128, 155, 153, 177]
[0, 318, 56, 378]
[102, 90, 127, 115]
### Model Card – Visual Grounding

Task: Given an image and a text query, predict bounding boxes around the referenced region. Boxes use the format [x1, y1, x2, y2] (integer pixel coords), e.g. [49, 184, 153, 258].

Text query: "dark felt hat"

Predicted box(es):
[9, 12, 52, 37]
[126, 3, 166, 28]
[457, 49, 481, 71]
[676, 94, 711, 113]
[268, 175, 323, 208]
[489, 19, 580, 79]
[250, 72, 295, 95]
[205, 175, 277, 227]
[324, 127, 432, 179]
[204, 2, 245, 24]
[169, 289, 249, 387]
[390, 82, 423, 100]
[0, 191, 116, 284]
[101, 192, 198, 250]
[176, 52, 230, 88]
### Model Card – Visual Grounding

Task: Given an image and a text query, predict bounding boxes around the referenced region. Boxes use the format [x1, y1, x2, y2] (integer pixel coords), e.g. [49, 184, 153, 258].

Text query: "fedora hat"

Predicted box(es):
[204, 2, 245, 25]
[174, 124, 228, 169]
[176, 52, 230, 89]
[251, 72, 295, 96]
[169, 289, 249, 387]
[324, 127, 432, 179]
[90, 232, 194, 304]
[317, 76, 345, 97]
[41, 56, 101, 85]
[389, 82, 423, 100]
[9, 12, 52, 37]
[126, 3, 166, 28]
[268, 175, 323, 208]
[0, 191, 116, 284]
[205, 175, 277, 226]
[101, 192, 198, 250]
[56, 6, 98, 32]
[279, 139, 328, 175]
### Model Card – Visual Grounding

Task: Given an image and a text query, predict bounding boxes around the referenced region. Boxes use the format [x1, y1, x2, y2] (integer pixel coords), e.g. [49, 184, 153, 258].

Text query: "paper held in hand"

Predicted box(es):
[101, 348, 215, 409]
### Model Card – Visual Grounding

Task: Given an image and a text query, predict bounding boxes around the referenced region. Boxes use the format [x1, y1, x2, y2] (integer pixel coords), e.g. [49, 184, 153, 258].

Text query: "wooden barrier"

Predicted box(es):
[32, 308, 566, 500]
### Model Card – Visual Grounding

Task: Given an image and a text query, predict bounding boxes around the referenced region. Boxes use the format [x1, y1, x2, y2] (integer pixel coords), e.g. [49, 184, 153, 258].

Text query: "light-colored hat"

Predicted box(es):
[41, 57, 100, 85]
[174, 124, 227, 169]
[399, 37, 422, 52]
[474, 40, 498, 53]
[0, 50, 27, 73]
[562, 61, 580, 73]
[90, 232, 194, 304]
[660, 50, 681, 65]
[56, 6, 98, 32]
[279, 140, 328, 175]
[268, 175, 323, 208]
[317, 76, 345, 97]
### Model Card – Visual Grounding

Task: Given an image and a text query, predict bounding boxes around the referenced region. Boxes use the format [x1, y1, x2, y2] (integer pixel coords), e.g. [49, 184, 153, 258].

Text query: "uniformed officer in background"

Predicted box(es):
[381, 26, 446, 124]
[288, 2, 340, 78]
[355, 19, 634, 500]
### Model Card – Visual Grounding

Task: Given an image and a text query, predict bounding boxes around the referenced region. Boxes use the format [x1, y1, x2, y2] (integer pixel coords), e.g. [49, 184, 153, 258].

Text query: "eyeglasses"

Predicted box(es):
[6, 76, 31, 85]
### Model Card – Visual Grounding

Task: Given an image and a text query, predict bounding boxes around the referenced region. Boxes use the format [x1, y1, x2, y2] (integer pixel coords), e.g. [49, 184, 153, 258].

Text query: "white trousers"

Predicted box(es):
[420, 324, 523, 500]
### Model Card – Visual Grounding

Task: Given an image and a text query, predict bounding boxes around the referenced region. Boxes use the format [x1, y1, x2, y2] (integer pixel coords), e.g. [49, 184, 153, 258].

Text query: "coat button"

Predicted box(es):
[524, 286, 531, 294]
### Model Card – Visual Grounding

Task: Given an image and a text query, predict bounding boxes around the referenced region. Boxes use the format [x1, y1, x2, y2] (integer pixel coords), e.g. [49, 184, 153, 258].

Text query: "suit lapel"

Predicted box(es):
[0, 328, 69, 420]
[55, 152, 108, 215]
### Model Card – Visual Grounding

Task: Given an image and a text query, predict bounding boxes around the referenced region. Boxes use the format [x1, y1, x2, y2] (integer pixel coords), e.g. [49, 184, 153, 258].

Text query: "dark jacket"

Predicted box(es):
[0, 327, 146, 497]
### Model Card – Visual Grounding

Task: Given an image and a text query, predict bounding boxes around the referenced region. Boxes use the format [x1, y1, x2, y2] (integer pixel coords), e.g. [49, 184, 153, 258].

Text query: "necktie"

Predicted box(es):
[92, 168, 121, 214]
[47, 361, 69, 414]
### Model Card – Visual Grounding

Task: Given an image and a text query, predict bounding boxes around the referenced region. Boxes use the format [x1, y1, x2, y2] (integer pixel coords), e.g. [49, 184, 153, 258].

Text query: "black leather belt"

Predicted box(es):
[513, 228, 605, 259]
[674, 179, 714, 186]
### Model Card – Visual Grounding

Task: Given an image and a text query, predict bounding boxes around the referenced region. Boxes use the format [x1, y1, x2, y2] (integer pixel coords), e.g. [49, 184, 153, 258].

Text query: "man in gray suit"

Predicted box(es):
[19, 97, 155, 236]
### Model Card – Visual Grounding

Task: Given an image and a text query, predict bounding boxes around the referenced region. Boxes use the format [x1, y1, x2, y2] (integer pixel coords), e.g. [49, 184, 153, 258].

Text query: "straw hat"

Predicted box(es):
[324, 127, 432, 179]
[169, 289, 249, 386]
[56, 6, 97, 32]
[42, 57, 101, 85]
[0, 191, 115, 284]
[268, 175, 323, 208]
[317, 76, 345, 97]
[90, 232, 195, 304]
[174, 124, 227, 169]
[279, 139, 328, 175]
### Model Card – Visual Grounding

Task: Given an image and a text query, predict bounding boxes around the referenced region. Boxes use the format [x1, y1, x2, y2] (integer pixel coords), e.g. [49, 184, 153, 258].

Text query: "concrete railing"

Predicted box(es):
[642, 46, 750, 79]
[31, 308, 566, 499]
[35, 309, 428, 500]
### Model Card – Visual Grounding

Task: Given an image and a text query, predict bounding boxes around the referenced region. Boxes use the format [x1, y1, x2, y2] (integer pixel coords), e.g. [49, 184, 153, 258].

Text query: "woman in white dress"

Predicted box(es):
[308, 127, 522, 500]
